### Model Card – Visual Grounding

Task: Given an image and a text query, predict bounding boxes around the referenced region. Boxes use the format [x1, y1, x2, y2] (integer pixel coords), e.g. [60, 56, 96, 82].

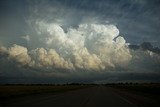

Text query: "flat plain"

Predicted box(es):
[0, 84, 160, 107]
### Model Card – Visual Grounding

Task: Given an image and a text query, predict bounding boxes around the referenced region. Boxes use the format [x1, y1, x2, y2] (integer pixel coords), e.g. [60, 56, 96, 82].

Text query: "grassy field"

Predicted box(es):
[0, 84, 91, 99]
[1, 83, 160, 100]
[107, 83, 160, 101]
[107, 83, 160, 94]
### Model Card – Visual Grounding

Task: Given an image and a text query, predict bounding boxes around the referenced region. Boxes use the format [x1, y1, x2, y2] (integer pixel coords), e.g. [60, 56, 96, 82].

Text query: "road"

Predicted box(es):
[0, 86, 159, 107]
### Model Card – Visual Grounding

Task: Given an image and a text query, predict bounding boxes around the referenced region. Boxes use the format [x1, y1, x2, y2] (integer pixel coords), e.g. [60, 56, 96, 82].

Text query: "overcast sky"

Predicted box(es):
[0, 0, 160, 84]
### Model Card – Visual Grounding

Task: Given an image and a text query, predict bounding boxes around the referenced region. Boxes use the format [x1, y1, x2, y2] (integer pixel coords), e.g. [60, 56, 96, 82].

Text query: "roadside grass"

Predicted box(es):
[108, 83, 160, 94]
[107, 83, 160, 101]
[0, 85, 91, 99]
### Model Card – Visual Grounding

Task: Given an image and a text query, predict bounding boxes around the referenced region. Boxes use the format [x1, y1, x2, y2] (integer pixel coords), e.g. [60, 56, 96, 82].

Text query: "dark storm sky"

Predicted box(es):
[0, 0, 160, 47]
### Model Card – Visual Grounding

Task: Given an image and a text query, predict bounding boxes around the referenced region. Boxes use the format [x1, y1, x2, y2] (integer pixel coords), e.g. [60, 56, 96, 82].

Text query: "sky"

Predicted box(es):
[0, 0, 160, 84]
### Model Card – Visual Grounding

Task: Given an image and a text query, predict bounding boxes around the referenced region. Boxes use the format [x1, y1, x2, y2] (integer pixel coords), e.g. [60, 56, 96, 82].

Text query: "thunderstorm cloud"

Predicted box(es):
[0, 0, 160, 83]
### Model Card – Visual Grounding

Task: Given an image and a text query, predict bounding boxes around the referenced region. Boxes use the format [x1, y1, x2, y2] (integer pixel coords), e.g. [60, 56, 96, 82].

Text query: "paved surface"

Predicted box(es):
[0, 86, 159, 107]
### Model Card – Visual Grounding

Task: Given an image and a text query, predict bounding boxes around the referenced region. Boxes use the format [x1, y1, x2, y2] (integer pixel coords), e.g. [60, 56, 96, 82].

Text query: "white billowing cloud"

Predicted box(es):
[29, 48, 74, 69]
[21, 35, 30, 41]
[0, 45, 7, 54]
[8, 44, 32, 65]
[3, 44, 74, 69]
[26, 22, 132, 70]
[0, 21, 160, 75]
[71, 47, 105, 70]
[0, 23, 132, 71]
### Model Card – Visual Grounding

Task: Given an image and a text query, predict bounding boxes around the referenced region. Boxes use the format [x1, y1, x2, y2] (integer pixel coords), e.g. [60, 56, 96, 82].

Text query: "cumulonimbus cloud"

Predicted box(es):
[0, 23, 133, 71]
[1, 0, 160, 84]
[0, 21, 160, 75]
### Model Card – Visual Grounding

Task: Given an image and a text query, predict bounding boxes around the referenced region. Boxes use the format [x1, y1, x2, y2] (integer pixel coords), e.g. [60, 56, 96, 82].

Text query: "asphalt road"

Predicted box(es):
[0, 86, 159, 107]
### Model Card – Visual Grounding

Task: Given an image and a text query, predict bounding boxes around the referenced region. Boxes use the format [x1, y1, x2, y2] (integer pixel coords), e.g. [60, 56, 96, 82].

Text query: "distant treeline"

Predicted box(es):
[105, 82, 160, 86]
[0, 82, 160, 86]
[0, 83, 96, 86]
